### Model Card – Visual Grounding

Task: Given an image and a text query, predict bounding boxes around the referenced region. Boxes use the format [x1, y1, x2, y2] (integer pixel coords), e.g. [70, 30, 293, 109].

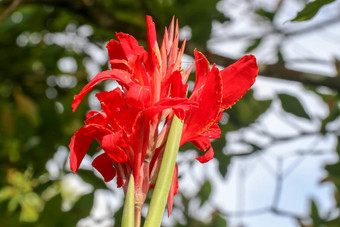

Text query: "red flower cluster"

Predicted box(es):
[69, 16, 258, 214]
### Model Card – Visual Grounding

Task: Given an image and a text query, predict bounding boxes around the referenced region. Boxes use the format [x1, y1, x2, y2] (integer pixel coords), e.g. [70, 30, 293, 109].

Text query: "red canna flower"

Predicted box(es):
[180, 51, 258, 164]
[69, 15, 258, 216]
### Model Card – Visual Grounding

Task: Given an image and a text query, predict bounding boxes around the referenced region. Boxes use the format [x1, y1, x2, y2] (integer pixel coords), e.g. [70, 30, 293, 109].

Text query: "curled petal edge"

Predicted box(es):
[69, 124, 112, 173]
[72, 69, 132, 112]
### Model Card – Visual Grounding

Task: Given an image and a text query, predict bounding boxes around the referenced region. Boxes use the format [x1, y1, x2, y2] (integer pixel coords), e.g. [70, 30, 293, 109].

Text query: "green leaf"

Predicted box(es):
[8, 195, 20, 213]
[278, 93, 310, 119]
[277, 49, 284, 64]
[211, 213, 227, 227]
[245, 38, 262, 53]
[227, 91, 272, 127]
[214, 152, 231, 177]
[198, 181, 211, 206]
[325, 161, 340, 178]
[256, 9, 275, 21]
[310, 199, 324, 226]
[291, 0, 335, 22]
[76, 169, 108, 189]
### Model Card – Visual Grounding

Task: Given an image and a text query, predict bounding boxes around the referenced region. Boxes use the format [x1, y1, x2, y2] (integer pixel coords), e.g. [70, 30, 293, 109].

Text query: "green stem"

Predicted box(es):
[122, 175, 135, 227]
[144, 115, 183, 227]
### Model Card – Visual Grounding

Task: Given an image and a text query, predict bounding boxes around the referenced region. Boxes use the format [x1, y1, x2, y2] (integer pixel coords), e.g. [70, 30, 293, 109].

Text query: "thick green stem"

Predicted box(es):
[144, 115, 183, 227]
[122, 175, 135, 227]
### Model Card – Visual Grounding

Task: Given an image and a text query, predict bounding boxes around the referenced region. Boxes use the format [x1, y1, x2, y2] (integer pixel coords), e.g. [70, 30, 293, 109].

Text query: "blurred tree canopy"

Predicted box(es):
[0, 0, 340, 226]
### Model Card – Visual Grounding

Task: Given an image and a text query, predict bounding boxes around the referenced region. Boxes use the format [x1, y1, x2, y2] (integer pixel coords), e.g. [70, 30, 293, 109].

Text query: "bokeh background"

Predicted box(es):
[1, 0, 340, 226]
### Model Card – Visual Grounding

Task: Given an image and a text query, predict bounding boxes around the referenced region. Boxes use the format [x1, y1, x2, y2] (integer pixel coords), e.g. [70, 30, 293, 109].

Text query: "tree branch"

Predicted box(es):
[0, 0, 22, 22]
[185, 44, 340, 92]
[283, 15, 340, 37]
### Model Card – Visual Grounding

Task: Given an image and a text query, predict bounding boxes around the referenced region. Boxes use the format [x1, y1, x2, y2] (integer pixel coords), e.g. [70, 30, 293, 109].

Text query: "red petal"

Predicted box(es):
[126, 84, 151, 109]
[192, 136, 210, 151]
[86, 110, 100, 119]
[182, 65, 222, 144]
[116, 32, 147, 61]
[146, 16, 161, 71]
[182, 62, 194, 84]
[160, 70, 187, 99]
[146, 16, 158, 60]
[106, 39, 129, 71]
[72, 70, 132, 112]
[107, 39, 125, 60]
[167, 164, 178, 216]
[96, 88, 126, 112]
[145, 98, 198, 120]
[160, 33, 167, 77]
[160, 70, 177, 98]
[69, 124, 112, 173]
[167, 17, 175, 52]
[174, 38, 186, 71]
[96, 88, 131, 131]
[221, 55, 258, 109]
[170, 70, 188, 98]
[186, 136, 214, 163]
[200, 123, 221, 140]
[108, 59, 130, 71]
[168, 19, 180, 71]
[132, 55, 149, 86]
[92, 153, 116, 182]
[146, 16, 162, 104]
[195, 145, 214, 164]
[190, 50, 210, 100]
[192, 137, 215, 163]
[84, 111, 107, 125]
[96, 88, 124, 104]
[116, 166, 124, 188]
[101, 132, 128, 163]
[115, 107, 142, 135]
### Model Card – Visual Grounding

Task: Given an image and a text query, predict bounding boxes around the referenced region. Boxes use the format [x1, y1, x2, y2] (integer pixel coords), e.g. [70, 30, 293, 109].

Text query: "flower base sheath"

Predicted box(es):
[69, 16, 258, 216]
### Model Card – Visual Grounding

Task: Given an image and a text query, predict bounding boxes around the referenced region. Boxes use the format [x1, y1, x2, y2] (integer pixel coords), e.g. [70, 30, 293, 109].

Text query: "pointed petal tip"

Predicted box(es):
[194, 49, 206, 60]
[70, 154, 79, 173]
[146, 15, 153, 22]
[71, 98, 78, 112]
[146, 15, 155, 30]
[70, 164, 77, 174]
[242, 54, 258, 67]
[69, 137, 78, 173]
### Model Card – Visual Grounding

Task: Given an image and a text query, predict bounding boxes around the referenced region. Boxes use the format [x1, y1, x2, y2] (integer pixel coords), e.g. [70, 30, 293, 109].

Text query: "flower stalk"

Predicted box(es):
[144, 115, 183, 227]
[122, 175, 134, 227]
